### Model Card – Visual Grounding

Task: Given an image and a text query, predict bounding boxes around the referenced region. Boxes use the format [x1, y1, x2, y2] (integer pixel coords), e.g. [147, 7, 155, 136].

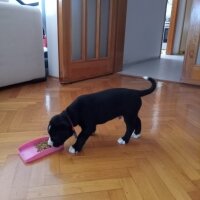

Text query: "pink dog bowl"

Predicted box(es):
[18, 136, 64, 163]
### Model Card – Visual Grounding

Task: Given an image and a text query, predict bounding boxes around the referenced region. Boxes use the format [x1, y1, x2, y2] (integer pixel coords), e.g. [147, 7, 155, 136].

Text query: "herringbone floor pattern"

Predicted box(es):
[0, 75, 200, 200]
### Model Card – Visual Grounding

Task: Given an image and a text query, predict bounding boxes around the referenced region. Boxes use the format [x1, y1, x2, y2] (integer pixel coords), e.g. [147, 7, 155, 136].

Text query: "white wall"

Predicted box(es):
[123, 0, 167, 65]
[45, 0, 59, 77]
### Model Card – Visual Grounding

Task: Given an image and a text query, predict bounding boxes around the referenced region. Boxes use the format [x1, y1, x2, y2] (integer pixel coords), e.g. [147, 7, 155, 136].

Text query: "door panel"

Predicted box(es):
[57, 0, 126, 83]
[181, 0, 200, 85]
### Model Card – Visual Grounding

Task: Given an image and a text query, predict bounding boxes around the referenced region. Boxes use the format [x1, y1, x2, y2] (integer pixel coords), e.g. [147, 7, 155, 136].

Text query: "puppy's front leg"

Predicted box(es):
[69, 127, 95, 154]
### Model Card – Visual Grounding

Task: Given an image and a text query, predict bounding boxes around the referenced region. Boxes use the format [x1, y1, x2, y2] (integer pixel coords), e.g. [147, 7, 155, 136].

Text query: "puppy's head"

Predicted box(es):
[47, 114, 74, 147]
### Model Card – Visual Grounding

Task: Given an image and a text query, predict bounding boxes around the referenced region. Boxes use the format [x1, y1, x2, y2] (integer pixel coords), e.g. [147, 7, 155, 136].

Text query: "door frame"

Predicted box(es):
[57, 0, 127, 83]
[181, 0, 200, 85]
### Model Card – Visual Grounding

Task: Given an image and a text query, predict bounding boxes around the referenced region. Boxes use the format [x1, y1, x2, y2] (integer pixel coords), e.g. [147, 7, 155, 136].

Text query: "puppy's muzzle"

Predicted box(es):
[48, 138, 53, 147]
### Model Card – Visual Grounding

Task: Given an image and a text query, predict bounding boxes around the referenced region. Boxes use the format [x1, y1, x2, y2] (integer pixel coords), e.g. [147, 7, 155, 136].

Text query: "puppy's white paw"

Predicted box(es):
[117, 138, 126, 145]
[47, 138, 53, 147]
[131, 131, 141, 139]
[68, 146, 77, 154]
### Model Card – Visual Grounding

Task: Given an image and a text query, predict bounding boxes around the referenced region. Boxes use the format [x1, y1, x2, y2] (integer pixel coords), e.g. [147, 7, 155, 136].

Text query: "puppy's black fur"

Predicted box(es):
[48, 77, 156, 152]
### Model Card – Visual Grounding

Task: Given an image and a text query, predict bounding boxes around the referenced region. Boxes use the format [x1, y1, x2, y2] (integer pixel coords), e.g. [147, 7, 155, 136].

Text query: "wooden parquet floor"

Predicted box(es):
[0, 74, 200, 200]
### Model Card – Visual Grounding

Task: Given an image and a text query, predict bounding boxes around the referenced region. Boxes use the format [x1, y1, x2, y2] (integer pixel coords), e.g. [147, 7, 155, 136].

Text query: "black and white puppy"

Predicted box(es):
[47, 77, 156, 154]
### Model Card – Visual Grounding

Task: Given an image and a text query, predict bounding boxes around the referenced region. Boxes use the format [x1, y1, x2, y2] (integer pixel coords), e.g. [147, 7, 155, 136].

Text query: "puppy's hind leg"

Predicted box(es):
[131, 116, 141, 139]
[118, 115, 136, 145]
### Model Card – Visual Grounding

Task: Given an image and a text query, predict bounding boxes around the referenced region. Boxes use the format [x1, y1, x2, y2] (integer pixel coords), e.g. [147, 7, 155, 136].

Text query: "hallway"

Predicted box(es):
[120, 55, 184, 82]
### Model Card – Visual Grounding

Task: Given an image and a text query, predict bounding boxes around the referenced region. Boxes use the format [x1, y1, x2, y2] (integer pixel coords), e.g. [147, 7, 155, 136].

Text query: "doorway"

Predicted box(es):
[161, 0, 173, 55]
[120, 0, 188, 83]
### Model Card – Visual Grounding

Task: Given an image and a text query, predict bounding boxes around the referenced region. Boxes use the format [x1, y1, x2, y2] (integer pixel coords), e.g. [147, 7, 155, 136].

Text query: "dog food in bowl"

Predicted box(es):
[35, 141, 51, 152]
[19, 136, 64, 163]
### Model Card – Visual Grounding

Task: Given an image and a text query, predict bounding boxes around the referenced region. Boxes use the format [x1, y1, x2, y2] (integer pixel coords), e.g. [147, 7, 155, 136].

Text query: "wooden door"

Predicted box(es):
[181, 0, 200, 85]
[57, 0, 127, 83]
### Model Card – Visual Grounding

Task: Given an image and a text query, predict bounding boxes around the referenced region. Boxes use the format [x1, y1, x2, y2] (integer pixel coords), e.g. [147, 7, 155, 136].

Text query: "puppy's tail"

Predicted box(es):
[138, 76, 157, 97]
